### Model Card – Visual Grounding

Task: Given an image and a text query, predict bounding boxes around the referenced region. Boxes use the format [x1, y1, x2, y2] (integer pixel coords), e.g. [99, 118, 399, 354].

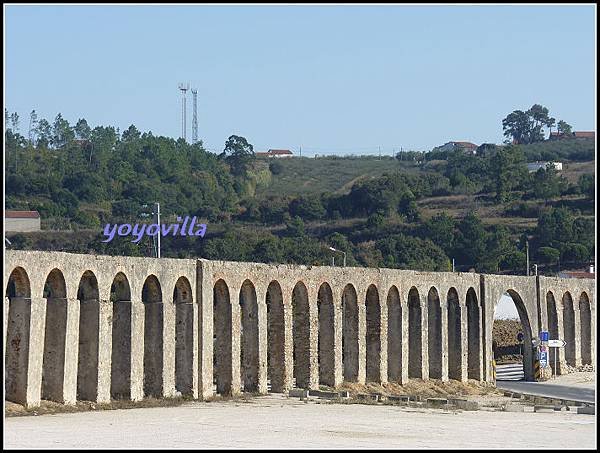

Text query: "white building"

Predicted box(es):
[5, 210, 41, 232]
[527, 161, 563, 173]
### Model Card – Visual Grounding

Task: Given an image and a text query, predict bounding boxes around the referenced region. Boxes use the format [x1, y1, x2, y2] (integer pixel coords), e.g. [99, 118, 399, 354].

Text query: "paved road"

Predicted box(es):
[496, 380, 595, 403]
[496, 363, 525, 381]
[4, 395, 596, 449]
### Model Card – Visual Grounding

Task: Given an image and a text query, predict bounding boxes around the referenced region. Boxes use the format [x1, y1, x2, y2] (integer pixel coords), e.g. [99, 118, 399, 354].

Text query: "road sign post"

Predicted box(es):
[547, 339, 566, 379]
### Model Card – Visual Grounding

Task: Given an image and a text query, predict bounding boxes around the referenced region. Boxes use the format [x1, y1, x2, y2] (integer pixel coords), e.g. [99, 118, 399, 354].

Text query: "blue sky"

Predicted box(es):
[5, 5, 596, 156]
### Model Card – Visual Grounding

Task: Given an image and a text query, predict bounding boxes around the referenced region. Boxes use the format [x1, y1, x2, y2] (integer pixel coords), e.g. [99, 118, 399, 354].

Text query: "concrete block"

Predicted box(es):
[289, 389, 309, 398]
[337, 391, 350, 399]
[308, 390, 339, 399]
[553, 405, 567, 412]
[426, 398, 448, 407]
[576, 406, 595, 415]
[534, 405, 555, 413]
[503, 403, 524, 412]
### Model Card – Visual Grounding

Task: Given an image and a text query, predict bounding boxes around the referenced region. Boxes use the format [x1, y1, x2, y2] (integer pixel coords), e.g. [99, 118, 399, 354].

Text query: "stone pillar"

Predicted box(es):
[62, 298, 80, 405]
[460, 304, 468, 382]
[357, 301, 367, 384]
[420, 294, 429, 380]
[333, 300, 344, 387]
[26, 297, 46, 408]
[257, 290, 269, 395]
[231, 296, 242, 395]
[440, 300, 449, 382]
[573, 307, 582, 367]
[197, 267, 213, 400]
[283, 298, 294, 391]
[400, 301, 409, 384]
[4, 296, 8, 358]
[162, 301, 176, 397]
[130, 302, 145, 401]
[96, 299, 112, 403]
[191, 302, 199, 399]
[556, 306, 566, 374]
[308, 290, 320, 390]
[379, 300, 388, 384]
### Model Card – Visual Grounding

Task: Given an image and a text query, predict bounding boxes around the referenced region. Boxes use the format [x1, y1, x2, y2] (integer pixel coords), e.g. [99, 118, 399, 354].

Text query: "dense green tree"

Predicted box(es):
[490, 145, 527, 202]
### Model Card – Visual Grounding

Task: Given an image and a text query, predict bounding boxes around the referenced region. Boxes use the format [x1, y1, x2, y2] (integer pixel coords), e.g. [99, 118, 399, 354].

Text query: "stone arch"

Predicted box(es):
[110, 272, 132, 399]
[174, 276, 193, 396]
[447, 288, 462, 380]
[142, 275, 163, 397]
[386, 286, 402, 382]
[76, 270, 100, 401]
[341, 283, 359, 382]
[266, 280, 285, 392]
[365, 285, 381, 382]
[292, 281, 310, 388]
[5, 267, 32, 404]
[495, 289, 534, 381]
[546, 291, 560, 374]
[239, 279, 259, 392]
[579, 292, 591, 366]
[317, 282, 335, 386]
[466, 287, 481, 380]
[407, 287, 422, 379]
[562, 292, 576, 367]
[213, 279, 232, 395]
[427, 287, 442, 379]
[41, 268, 68, 402]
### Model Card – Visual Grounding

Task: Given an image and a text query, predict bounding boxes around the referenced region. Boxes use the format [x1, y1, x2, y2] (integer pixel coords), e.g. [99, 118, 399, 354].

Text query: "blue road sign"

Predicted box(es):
[540, 331, 549, 342]
[539, 350, 549, 368]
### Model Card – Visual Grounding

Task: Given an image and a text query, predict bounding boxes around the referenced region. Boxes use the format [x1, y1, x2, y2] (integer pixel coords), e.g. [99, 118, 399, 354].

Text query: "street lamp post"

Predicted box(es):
[329, 246, 346, 267]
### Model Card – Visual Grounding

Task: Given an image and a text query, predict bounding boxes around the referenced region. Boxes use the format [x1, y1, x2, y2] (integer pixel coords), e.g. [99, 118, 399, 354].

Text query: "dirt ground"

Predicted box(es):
[4, 393, 595, 449]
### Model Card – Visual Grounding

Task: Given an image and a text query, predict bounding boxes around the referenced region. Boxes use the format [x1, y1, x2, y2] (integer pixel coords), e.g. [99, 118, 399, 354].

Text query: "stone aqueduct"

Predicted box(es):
[4, 250, 595, 407]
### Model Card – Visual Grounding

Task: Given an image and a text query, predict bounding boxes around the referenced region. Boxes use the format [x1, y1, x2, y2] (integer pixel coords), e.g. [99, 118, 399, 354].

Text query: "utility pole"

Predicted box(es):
[526, 239, 529, 276]
[178, 83, 189, 142]
[378, 145, 381, 160]
[155, 202, 161, 258]
[191, 88, 198, 144]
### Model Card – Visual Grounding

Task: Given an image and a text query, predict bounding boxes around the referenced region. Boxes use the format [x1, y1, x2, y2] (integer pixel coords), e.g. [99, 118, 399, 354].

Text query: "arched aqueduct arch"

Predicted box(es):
[4, 251, 594, 408]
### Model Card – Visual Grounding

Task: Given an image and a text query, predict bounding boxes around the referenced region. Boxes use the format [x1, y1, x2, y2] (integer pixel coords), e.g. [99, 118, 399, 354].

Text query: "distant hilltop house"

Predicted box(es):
[549, 130, 595, 140]
[5, 210, 41, 232]
[432, 141, 478, 155]
[526, 161, 563, 173]
[558, 265, 595, 279]
[255, 149, 294, 158]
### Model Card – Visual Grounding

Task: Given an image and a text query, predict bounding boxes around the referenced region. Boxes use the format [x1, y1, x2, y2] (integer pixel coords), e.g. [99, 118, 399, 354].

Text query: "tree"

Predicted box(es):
[502, 104, 555, 144]
[455, 212, 488, 268]
[424, 212, 456, 253]
[557, 120, 572, 137]
[223, 135, 255, 177]
[51, 113, 74, 148]
[28, 110, 38, 145]
[531, 166, 567, 201]
[578, 174, 594, 199]
[74, 118, 92, 140]
[35, 118, 52, 148]
[489, 145, 527, 202]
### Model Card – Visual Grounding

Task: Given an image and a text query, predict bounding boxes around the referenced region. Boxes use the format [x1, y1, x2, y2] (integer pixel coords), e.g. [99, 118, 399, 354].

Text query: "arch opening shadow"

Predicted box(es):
[386, 286, 402, 382]
[427, 287, 442, 379]
[342, 284, 359, 382]
[562, 292, 576, 367]
[142, 275, 163, 397]
[447, 288, 462, 381]
[239, 280, 259, 392]
[579, 292, 592, 366]
[292, 282, 310, 389]
[266, 281, 285, 392]
[5, 267, 32, 405]
[41, 268, 68, 402]
[110, 272, 132, 399]
[466, 288, 481, 380]
[77, 270, 100, 401]
[213, 279, 232, 395]
[365, 285, 381, 382]
[174, 277, 193, 396]
[318, 283, 335, 387]
[546, 291, 561, 375]
[408, 287, 422, 379]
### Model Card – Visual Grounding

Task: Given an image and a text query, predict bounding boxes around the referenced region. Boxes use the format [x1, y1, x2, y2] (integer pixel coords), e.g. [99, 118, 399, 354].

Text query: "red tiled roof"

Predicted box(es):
[559, 271, 595, 279]
[574, 131, 595, 139]
[453, 141, 478, 149]
[5, 210, 40, 219]
[255, 152, 270, 156]
[268, 149, 293, 155]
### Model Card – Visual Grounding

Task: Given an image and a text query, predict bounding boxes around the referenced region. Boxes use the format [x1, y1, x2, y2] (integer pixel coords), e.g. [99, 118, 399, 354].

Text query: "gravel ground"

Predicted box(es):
[4, 393, 596, 449]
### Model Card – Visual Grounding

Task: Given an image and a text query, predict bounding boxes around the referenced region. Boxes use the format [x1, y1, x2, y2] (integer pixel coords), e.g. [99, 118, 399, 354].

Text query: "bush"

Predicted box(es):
[269, 161, 284, 175]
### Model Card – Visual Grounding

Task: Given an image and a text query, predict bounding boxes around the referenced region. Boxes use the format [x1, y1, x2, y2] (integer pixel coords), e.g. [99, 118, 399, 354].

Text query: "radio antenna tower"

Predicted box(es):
[191, 88, 198, 144]
[178, 82, 190, 141]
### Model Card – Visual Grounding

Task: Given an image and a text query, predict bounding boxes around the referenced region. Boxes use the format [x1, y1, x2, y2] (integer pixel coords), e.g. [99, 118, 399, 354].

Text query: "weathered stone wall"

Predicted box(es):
[4, 250, 594, 408]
